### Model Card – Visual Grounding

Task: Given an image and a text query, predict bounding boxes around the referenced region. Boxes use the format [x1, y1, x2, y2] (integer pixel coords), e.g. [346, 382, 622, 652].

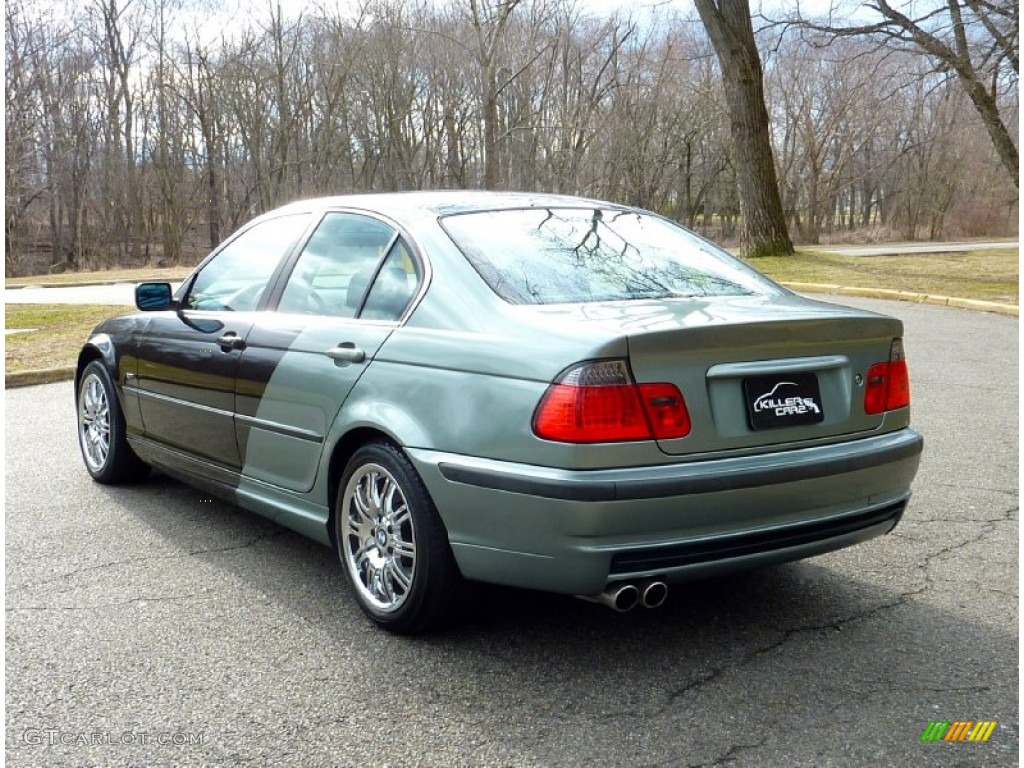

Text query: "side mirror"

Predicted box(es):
[135, 282, 174, 311]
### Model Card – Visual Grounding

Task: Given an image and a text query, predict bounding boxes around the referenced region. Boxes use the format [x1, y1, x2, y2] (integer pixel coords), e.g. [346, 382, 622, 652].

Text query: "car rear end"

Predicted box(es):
[399, 200, 923, 599]
[406, 298, 919, 596]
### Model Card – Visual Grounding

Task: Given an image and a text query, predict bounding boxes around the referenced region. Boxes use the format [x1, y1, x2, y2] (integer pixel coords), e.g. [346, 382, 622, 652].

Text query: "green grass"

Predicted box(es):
[5, 304, 126, 373]
[748, 248, 1018, 304]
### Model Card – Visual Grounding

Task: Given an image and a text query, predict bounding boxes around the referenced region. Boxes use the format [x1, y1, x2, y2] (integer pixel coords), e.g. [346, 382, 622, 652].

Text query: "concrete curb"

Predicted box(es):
[782, 283, 1019, 317]
[5, 288, 1017, 390]
[6, 366, 77, 389]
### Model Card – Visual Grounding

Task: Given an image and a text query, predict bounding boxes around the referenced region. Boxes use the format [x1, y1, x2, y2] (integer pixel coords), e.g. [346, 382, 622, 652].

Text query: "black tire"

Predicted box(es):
[335, 441, 469, 634]
[76, 360, 149, 484]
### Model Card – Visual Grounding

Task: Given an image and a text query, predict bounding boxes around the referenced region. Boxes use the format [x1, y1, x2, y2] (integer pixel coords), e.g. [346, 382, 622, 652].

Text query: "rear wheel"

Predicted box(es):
[335, 441, 467, 634]
[77, 360, 148, 484]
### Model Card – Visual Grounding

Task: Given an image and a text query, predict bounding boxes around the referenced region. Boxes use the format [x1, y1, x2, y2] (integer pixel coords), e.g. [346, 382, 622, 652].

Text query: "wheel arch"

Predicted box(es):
[325, 426, 401, 549]
[74, 338, 149, 484]
[75, 335, 115, 395]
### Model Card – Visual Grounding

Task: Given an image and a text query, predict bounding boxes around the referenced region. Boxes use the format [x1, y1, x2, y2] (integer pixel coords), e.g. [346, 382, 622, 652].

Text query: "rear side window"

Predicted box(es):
[277, 212, 419, 321]
[361, 240, 420, 321]
[440, 208, 779, 305]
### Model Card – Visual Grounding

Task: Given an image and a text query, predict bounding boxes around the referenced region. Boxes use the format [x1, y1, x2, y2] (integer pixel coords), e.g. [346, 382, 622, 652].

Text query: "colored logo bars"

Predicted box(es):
[921, 721, 998, 742]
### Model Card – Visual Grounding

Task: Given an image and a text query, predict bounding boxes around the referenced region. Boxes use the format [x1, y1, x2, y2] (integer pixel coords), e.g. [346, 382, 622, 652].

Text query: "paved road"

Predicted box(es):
[4, 282, 181, 306]
[5, 297, 1018, 767]
[805, 241, 1017, 257]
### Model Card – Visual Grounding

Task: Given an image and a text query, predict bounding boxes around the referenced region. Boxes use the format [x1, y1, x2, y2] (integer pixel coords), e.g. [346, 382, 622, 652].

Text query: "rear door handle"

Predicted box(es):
[216, 332, 246, 351]
[326, 343, 366, 364]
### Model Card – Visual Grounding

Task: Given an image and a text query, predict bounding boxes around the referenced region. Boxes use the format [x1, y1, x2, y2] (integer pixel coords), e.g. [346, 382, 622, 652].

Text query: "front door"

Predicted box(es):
[135, 212, 313, 469]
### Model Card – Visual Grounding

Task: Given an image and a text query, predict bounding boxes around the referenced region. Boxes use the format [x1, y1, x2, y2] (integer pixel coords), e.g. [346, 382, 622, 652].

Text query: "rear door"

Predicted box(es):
[234, 211, 423, 492]
[135, 213, 313, 469]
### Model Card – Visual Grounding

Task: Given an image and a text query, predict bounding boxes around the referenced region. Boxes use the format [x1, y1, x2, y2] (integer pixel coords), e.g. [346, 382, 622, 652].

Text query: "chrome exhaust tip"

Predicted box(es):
[639, 580, 668, 609]
[577, 582, 641, 612]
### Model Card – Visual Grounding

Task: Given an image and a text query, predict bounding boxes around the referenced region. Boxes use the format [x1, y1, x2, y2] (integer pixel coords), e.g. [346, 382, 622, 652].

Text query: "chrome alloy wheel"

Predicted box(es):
[341, 463, 417, 612]
[78, 372, 111, 472]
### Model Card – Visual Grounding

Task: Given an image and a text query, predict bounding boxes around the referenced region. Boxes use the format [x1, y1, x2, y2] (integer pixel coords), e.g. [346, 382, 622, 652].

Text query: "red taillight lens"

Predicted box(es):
[637, 382, 691, 439]
[533, 382, 650, 442]
[864, 339, 910, 415]
[886, 359, 910, 410]
[533, 361, 690, 443]
[864, 363, 889, 415]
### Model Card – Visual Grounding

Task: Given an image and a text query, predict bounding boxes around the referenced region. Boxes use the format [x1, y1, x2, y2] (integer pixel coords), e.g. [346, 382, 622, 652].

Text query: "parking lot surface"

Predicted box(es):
[4, 297, 1018, 767]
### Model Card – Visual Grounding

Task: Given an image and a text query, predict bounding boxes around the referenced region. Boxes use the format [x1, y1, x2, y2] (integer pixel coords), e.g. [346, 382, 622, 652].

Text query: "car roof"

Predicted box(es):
[269, 190, 630, 222]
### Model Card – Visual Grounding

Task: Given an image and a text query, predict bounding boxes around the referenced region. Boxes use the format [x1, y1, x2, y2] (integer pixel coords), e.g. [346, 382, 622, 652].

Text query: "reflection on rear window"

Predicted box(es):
[440, 208, 778, 305]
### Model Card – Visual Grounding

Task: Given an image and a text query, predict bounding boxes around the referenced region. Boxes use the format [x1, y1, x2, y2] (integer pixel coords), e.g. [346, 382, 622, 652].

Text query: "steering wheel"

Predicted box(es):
[278, 276, 329, 315]
[305, 287, 328, 314]
[221, 282, 266, 311]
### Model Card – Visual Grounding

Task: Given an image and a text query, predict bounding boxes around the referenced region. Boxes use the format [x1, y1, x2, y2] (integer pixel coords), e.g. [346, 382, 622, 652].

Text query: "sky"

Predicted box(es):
[22, 0, 873, 52]
[197, 0, 863, 25]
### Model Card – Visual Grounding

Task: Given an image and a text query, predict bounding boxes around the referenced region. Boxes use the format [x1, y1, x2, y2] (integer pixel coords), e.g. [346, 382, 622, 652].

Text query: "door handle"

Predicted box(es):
[326, 343, 366, 364]
[216, 332, 246, 351]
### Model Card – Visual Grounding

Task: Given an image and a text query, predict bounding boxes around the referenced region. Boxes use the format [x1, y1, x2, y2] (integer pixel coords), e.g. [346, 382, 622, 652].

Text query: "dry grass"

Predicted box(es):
[748, 248, 1018, 304]
[5, 304, 127, 373]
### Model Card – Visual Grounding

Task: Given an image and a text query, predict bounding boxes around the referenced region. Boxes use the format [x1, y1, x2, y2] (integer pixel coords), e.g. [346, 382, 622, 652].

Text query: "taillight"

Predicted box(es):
[864, 338, 910, 415]
[533, 360, 691, 443]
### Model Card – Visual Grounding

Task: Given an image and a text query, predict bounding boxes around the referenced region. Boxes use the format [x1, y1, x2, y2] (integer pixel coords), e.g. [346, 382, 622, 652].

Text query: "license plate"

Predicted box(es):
[743, 372, 825, 431]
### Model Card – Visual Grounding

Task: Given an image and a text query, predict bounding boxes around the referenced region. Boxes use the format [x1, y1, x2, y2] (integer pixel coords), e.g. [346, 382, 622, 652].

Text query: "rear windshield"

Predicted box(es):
[440, 207, 779, 305]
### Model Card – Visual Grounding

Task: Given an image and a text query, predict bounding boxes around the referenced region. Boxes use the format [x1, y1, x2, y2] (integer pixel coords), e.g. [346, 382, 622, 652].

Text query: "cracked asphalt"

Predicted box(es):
[5, 296, 1018, 767]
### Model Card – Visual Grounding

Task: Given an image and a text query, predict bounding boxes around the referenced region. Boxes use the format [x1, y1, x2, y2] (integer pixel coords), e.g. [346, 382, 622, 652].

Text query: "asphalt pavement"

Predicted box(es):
[4, 282, 181, 306]
[4, 296, 1018, 767]
[805, 241, 1017, 257]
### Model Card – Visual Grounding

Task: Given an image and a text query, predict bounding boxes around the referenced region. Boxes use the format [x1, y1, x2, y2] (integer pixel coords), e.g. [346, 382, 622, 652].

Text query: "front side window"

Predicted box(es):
[440, 208, 781, 305]
[277, 212, 419, 321]
[184, 214, 312, 311]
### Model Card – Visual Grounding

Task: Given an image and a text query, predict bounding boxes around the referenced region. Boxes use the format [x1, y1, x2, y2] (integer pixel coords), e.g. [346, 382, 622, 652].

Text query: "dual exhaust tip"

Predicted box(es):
[579, 579, 668, 612]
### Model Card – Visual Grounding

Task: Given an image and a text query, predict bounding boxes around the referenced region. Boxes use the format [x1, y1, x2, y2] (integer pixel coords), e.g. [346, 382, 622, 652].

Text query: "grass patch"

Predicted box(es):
[5, 304, 127, 373]
[748, 248, 1018, 304]
[5, 266, 193, 287]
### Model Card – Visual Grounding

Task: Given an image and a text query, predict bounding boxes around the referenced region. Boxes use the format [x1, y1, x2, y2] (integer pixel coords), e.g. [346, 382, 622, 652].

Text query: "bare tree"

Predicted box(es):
[694, 0, 794, 256]
[536, 8, 632, 194]
[794, 0, 1018, 185]
[4, 0, 1017, 276]
[148, 0, 184, 265]
[5, 0, 44, 273]
[466, 0, 521, 189]
[92, 0, 148, 264]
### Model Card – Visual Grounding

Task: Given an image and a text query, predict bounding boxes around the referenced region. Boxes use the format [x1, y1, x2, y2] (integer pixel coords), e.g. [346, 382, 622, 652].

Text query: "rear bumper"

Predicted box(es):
[408, 428, 923, 595]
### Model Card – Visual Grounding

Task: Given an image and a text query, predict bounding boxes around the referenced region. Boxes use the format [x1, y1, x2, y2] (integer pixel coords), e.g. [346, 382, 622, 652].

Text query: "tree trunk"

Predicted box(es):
[957, 75, 1018, 184]
[694, 0, 794, 257]
[482, 66, 500, 188]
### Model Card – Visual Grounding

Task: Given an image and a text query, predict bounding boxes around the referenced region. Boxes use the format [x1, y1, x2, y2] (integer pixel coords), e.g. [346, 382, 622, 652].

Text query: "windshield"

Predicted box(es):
[440, 207, 780, 305]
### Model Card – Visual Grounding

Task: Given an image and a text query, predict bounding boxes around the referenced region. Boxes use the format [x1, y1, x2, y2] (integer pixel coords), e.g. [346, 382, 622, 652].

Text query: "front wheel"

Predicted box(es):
[335, 441, 468, 634]
[77, 360, 148, 484]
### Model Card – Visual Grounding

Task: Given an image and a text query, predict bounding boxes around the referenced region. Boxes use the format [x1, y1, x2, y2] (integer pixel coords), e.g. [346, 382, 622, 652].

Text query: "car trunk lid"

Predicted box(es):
[616, 294, 903, 455]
